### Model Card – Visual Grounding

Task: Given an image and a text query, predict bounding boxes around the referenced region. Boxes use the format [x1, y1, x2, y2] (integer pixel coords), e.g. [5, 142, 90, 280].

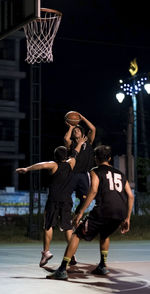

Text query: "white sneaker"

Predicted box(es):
[39, 250, 53, 267]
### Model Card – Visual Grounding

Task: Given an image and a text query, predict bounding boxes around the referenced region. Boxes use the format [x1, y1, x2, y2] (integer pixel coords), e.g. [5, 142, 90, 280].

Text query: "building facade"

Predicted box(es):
[0, 31, 26, 190]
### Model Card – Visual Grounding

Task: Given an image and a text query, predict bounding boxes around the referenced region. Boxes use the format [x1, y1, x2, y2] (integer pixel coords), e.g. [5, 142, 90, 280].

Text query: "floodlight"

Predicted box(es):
[116, 92, 125, 103]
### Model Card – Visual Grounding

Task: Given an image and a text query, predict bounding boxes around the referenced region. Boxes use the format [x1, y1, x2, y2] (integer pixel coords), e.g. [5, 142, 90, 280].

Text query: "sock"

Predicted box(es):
[100, 250, 108, 267]
[58, 256, 71, 271]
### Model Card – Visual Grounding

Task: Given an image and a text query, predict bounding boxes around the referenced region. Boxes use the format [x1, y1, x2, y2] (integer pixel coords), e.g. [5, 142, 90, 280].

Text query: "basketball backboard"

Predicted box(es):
[0, 0, 40, 40]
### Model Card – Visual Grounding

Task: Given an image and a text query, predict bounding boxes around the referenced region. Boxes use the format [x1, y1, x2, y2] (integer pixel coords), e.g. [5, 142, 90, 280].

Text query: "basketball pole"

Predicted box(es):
[29, 63, 41, 239]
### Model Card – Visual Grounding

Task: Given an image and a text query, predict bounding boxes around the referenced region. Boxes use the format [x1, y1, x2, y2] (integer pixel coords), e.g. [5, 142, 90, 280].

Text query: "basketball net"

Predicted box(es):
[23, 8, 62, 64]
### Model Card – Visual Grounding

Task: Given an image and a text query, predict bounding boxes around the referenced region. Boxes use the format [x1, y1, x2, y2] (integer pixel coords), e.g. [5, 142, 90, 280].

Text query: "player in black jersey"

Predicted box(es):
[47, 145, 134, 280]
[64, 112, 96, 214]
[16, 137, 86, 268]
[64, 113, 96, 265]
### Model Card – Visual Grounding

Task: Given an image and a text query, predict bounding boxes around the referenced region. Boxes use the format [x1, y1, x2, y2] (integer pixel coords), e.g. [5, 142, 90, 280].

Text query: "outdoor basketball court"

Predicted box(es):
[0, 240, 150, 294]
[0, 2, 150, 293]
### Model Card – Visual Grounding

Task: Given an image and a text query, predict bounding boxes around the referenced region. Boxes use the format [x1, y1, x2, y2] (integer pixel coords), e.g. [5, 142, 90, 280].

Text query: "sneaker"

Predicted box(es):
[46, 269, 68, 280]
[39, 250, 53, 267]
[91, 265, 110, 275]
[69, 255, 77, 266]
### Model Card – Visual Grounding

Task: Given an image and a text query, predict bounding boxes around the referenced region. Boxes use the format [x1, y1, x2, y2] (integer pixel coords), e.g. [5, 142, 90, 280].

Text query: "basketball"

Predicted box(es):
[65, 111, 81, 126]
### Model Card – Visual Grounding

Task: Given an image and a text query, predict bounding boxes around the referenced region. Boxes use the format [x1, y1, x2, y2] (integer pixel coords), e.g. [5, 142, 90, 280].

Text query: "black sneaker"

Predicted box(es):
[91, 265, 110, 275]
[69, 255, 77, 265]
[46, 269, 68, 280]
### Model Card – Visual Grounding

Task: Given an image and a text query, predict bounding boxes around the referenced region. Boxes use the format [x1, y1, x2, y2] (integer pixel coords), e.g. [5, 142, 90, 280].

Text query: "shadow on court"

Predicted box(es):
[43, 262, 150, 293]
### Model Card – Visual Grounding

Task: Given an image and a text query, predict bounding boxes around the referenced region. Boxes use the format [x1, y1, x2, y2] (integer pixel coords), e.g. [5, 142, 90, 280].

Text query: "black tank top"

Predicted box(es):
[70, 140, 95, 173]
[93, 165, 128, 219]
[48, 162, 74, 202]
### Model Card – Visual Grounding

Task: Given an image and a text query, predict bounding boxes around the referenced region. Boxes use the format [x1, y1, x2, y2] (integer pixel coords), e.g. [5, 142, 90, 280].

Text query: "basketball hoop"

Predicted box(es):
[23, 8, 62, 64]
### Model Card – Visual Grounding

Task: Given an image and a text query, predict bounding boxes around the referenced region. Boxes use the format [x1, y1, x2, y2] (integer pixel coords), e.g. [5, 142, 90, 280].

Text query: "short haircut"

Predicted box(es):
[94, 145, 111, 164]
[54, 146, 67, 162]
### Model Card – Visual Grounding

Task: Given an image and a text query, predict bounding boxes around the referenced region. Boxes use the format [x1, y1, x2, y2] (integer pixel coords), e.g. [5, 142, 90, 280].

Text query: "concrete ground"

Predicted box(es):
[0, 240, 150, 294]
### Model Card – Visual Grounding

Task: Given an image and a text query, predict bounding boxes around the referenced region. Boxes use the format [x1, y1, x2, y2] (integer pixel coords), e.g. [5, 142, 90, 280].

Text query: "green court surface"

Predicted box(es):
[0, 241, 150, 294]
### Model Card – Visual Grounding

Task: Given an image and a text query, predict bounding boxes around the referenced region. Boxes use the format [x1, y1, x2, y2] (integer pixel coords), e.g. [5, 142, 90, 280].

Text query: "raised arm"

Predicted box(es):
[79, 113, 96, 144]
[16, 161, 57, 174]
[121, 180, 134, 234]
[64, 123, 75, 149]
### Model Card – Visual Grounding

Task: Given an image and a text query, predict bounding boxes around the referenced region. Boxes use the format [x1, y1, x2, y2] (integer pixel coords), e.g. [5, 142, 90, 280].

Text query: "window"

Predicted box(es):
[0, 79, 15, 100]
[0, 39, 15, 60]
[0, 119, 15, 141]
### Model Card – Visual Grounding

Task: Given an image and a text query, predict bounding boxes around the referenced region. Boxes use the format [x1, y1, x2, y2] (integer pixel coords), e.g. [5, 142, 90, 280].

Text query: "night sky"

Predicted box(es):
[20, 0, 150, 170]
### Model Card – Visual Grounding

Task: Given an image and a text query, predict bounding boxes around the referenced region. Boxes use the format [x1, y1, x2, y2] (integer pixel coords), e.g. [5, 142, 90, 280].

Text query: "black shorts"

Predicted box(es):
[44, 201, 73, 231]
[75, 214, 123, 240]
[72, 173, 90, 199]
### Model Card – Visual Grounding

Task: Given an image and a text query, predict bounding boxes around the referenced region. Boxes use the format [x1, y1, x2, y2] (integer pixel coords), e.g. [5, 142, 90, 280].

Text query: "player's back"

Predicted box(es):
[48, 162, 73, 202]
[92, 165, 128, 219]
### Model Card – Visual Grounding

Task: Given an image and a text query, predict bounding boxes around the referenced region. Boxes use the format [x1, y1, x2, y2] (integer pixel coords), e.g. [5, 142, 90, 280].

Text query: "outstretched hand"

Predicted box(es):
[16, 168, 28, 174]
[78, 135, 88, 145]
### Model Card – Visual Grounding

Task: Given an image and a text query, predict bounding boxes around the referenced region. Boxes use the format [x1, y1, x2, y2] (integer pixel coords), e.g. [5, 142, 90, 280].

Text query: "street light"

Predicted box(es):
[116, 59, 150, 214]
[144, 77, 150, 94]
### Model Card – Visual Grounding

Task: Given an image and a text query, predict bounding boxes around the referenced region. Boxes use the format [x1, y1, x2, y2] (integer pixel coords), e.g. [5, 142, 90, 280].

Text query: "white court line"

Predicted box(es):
[119, 280, 150, 292]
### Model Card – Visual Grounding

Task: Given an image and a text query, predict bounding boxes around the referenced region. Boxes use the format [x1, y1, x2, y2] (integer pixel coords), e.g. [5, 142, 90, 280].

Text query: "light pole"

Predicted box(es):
[116, 59, 150, 214]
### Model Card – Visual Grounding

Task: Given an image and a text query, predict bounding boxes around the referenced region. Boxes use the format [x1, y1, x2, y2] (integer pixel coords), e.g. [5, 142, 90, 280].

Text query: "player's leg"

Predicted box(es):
[64, 229, 77, 265]
[46, 233, 80, 280]
[46, 214, 98, 279]
[39, 203, 58, 267]
[44, 227, 53, 252]
[39, 227, 53, 267]
[91, 219, 122, 275]
[62, 202, 77, 265]
[100, 236, 110, 267]
[91, 237, 110, 275]
[64, 229, 73, 243]
[99, 219, 123, 271]
[64, 233, 80, 262]
[75, 173, 89, 214]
